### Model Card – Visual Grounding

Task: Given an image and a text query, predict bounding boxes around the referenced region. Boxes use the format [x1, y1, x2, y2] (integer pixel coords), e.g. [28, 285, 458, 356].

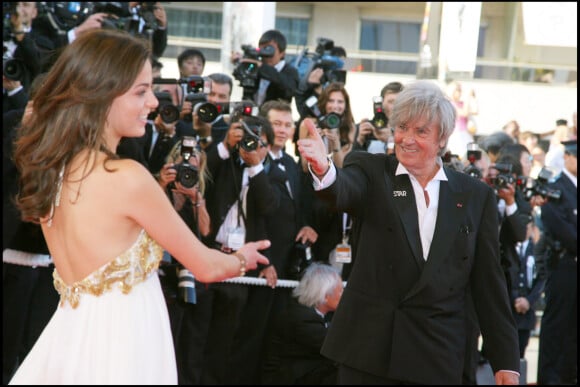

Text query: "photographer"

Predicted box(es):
[353, 81, 404, 154]
[201, 113, 280, 384]
[156, 137, 212, 384]
[3, 2, 42, 108]
[294, 39, 347, 122]
[191, 73, 234, 151]
[32, 2, 167, 58]
[232, 29, 299, 107]
[537, 140, 577, 385]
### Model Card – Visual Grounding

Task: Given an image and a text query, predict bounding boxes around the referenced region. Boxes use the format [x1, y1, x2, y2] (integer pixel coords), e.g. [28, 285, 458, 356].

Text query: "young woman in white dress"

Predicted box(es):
[9, 29, 269, 385]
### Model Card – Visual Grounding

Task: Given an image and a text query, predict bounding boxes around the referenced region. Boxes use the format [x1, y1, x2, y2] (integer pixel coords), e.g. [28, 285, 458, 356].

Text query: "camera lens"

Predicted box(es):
[3, 58, 25, 81]
[159, 104, 180, 123]
[320, 113, 341, 129]
[240, 135, 260, 152]
[195, 102, 219, 123]
[176, 163, 199, 188]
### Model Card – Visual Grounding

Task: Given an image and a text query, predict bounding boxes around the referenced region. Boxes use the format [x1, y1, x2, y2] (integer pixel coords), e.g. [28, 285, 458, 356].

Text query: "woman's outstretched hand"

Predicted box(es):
[237, 240, 271, 270]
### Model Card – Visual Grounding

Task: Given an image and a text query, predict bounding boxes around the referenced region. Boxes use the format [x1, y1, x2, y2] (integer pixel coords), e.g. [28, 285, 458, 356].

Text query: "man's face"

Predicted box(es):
[393, 117, 445, 172]
[16, 3, 37, 27]
[260, 40, 284, 67]
[180, 56, 204, 77]
[267, 109, 294, 152]
[207, 82, 231, 104]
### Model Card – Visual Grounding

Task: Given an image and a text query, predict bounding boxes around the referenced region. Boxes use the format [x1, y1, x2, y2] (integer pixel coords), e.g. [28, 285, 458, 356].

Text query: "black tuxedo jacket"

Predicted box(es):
[204, 146, 280, 262]
[541, 172, 577, 257]
[318, 152, 519, 384]
[262, 297, 336, 385]
[257, 62, 299, 105]
[264, 153, 309, 276]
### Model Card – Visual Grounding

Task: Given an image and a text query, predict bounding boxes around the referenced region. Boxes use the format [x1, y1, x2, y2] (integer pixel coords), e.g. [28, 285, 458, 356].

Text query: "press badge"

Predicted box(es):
[227, 227, 245, 251]
[334, 242, 352, 263]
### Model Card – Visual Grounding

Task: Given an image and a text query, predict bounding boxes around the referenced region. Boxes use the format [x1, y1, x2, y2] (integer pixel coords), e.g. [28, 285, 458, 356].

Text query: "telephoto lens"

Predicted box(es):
[178, 268, 196, 304]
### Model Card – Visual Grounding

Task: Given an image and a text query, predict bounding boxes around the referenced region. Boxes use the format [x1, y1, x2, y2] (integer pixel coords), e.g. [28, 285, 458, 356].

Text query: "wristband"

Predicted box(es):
[232, 252, 247, 277]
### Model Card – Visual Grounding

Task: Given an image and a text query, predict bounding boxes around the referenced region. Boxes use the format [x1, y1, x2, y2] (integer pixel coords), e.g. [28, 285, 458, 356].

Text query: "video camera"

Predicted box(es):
[305, 96, 341, 130]
[173, 136, 199, 189]
[520, 167, 561, 201]
[232, 44, 275, 96]
[463, 142, 483, 179]
[292, 37, 347, 87]
[37, 2, 159, 36]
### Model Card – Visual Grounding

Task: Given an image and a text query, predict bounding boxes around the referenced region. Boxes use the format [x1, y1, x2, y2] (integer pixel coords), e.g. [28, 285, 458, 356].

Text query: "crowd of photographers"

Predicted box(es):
[4, 3, 577, 385]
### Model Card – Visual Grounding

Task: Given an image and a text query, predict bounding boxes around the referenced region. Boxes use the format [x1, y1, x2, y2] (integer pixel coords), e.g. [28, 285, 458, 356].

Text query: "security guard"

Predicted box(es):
[537, 139, 577, 385]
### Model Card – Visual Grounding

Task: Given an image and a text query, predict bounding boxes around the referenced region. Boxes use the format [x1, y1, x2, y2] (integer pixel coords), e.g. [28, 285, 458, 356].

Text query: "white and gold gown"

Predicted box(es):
[9, 229, 178, 385]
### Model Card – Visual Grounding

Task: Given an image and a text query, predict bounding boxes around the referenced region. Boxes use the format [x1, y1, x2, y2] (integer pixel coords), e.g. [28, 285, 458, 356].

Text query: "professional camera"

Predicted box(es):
[38, 2, 158, 36]
[463, 142, 483, 179]
[92, 2, 159, 33]
[291, 37, 347, 87]
[490, 163, 515, 189]
[37, 2, 93, 32]
[174, 136, 199, 189]
[305, 95, 341, 130]
[3, 57, 26, 81]
[521, 167, 561, 201]
[371, 96, 388, 129]
[182, 75, 217, 123]
[216, 100, 258, 118]
[232, 44, 275, 96]
[151, 91, 180, 123]
[238, 119, 266, 152]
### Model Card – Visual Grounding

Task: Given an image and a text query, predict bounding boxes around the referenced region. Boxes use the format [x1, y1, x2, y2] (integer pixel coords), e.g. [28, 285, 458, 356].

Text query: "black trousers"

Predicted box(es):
[3, 263, 59, 384]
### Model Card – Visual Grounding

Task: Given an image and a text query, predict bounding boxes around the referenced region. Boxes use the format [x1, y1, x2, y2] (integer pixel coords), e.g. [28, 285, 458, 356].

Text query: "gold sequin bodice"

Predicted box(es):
[53, 230, 163, 309]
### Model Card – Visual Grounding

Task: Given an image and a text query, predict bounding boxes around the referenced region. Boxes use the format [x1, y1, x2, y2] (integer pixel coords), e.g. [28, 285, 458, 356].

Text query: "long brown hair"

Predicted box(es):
[14, 29, 152, 223]
[317, 82, 355, 146]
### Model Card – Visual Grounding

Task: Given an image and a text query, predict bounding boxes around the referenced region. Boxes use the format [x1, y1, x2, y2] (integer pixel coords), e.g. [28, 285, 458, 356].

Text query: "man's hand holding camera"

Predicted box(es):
[224, 122, 244, 152]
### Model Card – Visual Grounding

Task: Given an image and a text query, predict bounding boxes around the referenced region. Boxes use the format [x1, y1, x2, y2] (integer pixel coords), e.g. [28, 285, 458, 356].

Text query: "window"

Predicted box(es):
[360, 20, 421, 75]
[276, 17, 309, 46]
[166, 9, 222, 40]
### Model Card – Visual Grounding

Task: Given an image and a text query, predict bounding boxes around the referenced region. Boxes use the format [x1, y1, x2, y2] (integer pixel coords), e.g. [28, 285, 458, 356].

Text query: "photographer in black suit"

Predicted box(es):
[232, 29, 299, 107]
[537, 140, 577, 385]
[201, 114, 280, 384]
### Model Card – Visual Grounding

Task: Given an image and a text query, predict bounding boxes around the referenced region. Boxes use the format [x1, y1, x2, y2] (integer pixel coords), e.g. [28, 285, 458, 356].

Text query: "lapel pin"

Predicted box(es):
[457, 203, 463, 208]
[393, 190, 407, 197]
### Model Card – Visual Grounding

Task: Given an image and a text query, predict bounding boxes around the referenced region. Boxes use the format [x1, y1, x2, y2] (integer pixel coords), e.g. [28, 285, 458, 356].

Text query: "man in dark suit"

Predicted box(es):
[200, 114, 280, 384]
[233, 29, 299, 107]
[537, 139, 577, 385]
[297, 80, 520, 384]
[227, 100, 319, 384]
[262, 262, 343, 385]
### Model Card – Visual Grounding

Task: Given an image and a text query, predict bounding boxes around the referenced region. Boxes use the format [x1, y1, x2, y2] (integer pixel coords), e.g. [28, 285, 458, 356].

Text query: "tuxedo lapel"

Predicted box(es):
[405, 172, 470, 300]
[392, 173, 425, 271]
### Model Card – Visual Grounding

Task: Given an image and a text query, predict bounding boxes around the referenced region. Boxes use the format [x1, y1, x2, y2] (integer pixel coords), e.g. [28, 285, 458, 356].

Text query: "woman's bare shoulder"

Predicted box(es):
[100, 158, 156, 192]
